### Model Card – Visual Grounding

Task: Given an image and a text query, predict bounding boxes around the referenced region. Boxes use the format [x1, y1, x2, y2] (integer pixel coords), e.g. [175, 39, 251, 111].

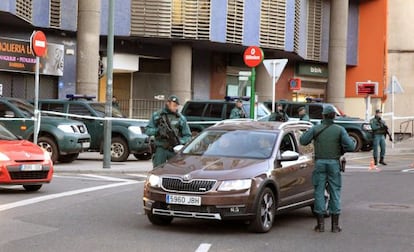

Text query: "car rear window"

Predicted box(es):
[203, 103, 223, 118]
[183, 102, 205, 117]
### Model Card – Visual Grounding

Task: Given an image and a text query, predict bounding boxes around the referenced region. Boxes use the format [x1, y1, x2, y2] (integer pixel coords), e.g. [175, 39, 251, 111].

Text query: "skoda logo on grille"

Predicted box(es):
[183, 174, 192, 181]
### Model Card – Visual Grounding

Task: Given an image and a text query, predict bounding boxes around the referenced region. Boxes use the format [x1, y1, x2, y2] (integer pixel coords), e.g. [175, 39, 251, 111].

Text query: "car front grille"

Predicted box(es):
[161, 177, 216, 193]
[9, 171, 49, 180]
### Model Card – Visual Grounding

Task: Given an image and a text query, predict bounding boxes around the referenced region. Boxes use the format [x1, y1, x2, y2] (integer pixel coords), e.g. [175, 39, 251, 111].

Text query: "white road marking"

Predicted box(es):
[195, 243, 211, 252]
[81, 174, 135, 182]
[0, 180, 143, 212]
[401, 168, 414, 173]
[126, 173, 148, 179]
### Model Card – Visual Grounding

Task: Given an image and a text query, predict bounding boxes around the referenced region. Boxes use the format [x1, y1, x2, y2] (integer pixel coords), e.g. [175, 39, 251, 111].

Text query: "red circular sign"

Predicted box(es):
[31, 31, 47, 57]
[243, 46, 264, 68]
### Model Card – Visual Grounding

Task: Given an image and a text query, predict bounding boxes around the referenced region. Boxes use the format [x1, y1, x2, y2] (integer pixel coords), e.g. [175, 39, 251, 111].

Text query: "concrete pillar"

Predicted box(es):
[327, 0, 349, 110]
[76, 0, 101, 96]
[170, 43, 192, 103]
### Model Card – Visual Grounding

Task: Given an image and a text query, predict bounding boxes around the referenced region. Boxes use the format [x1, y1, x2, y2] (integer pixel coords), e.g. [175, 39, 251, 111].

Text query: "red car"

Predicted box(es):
[0, 124, 53, 191]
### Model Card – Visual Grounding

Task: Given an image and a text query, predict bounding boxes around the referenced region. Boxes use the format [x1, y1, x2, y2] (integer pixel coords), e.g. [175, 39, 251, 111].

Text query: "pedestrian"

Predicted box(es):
[269, 103, 289, 122]
[145, 95, 192, 168]
[370, 109, 388, 165]
[229, 99, 246, 119]
[298, 106, 310, 121]
[299, 106, 355, 233]
[112, 96, 120, 109]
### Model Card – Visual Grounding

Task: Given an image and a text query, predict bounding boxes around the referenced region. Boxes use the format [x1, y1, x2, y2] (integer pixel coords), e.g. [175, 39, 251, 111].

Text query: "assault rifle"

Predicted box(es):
[158, 113, 181, 148]
[383, 124, 393, 142]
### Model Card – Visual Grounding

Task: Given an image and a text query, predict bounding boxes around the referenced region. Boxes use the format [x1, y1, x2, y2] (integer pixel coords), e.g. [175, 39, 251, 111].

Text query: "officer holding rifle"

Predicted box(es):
[370, 109, 392, 165]
[146, 95, 191, 168]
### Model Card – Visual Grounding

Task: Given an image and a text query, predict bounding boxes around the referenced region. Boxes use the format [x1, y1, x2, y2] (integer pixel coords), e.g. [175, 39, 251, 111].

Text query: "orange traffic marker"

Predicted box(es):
[369, 159, 380, 171]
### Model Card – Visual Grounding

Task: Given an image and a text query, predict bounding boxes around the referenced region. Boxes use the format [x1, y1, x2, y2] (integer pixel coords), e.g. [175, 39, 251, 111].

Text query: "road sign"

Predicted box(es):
[243, 46, 264, 68]
[30, 31, 47, 57]
[356, 81, 378, 95]
[262, 59, 288, 112]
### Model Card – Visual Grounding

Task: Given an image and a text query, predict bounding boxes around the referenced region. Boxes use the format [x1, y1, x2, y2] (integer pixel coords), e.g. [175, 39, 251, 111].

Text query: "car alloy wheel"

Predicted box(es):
[110, 137, 129, 162]
[249, 187, 276, 233]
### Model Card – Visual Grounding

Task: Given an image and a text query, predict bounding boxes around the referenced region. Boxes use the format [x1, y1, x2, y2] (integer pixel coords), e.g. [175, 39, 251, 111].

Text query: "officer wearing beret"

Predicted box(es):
[298, 106, 310, 121]
[300, 106, 355, 233]
[146, 95, 191, 168]
[229, 99, 246, 119]
[370, 109, 388, 165]
[269, 103, 289, 122]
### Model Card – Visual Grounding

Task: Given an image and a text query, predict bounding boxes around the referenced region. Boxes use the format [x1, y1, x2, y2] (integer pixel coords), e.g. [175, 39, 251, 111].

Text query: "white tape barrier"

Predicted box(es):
[39, 110, 150, 123]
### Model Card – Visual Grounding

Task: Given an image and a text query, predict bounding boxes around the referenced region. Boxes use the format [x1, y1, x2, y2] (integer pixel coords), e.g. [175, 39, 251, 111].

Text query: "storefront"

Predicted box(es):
[293, 62, 328, 102]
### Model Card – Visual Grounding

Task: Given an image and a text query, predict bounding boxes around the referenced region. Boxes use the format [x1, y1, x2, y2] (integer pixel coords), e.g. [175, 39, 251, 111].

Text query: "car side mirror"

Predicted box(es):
[278, 150, 300, 162]
[173, 145, 184, 153]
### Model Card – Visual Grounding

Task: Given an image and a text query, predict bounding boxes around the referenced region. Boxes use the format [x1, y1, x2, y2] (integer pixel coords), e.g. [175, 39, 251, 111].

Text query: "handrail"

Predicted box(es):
[399, 119, 414, 139]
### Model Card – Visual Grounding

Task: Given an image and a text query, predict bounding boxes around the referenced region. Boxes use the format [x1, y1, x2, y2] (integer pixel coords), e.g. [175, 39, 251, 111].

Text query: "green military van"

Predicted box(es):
[38, 95, 151, 162]
[0, 97, 91, 163]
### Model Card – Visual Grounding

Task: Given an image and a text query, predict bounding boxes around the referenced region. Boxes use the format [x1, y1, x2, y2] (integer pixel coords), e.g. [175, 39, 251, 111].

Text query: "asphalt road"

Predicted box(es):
[0, 155, 413, 252]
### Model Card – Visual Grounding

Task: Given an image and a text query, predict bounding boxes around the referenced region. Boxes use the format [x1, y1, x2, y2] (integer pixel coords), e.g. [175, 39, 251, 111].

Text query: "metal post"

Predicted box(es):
[33, 56, 40, 144]
[250, 67, 256, 119]
[271, 62, 276, 113]
[103, 0, 114, 168]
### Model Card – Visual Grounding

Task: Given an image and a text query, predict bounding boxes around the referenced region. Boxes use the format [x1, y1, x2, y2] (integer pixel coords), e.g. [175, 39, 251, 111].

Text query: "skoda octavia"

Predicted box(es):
[143, 121, 315, 232]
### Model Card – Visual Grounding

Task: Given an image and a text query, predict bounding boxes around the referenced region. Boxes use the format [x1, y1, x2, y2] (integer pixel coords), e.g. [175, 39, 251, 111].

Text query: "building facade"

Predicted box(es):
[0, 0, 389, 119]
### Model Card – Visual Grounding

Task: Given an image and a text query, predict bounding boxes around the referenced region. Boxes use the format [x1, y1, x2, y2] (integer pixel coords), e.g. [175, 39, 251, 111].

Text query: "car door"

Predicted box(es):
[0, 101, 31, 139]
[272, 131, 312, 206]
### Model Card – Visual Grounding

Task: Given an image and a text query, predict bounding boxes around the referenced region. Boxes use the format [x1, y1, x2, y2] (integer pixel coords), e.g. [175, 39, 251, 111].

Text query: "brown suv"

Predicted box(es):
[143, 120, 315, 233]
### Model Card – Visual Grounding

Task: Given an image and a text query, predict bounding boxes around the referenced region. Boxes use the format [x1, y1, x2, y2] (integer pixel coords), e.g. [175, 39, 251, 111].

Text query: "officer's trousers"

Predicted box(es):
[313, 159, 342, 215]
[372, 134, 386, 160]
[152, 147, 175, 168]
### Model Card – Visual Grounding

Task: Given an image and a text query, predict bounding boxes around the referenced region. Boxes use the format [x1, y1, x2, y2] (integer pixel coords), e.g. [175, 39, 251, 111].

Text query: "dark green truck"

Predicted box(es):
[37, 96, 151, 162]
[0, 97, 91, 163]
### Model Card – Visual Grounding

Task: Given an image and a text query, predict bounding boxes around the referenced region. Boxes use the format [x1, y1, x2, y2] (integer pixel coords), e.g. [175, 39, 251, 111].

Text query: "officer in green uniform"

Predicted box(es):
[298, 106, 310, 121]
[300, 106, 355, 233]
[269, 103, 289, 122]
[146, 95, 191, 168]
[229, 99, 246, 119]
[370, 109, 388, 165]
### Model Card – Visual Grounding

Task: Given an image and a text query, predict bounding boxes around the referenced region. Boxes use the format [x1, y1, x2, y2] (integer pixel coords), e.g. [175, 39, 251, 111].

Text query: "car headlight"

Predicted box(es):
[0, 152, 10, 161]
[57, 124, 76, 133]
[147, 174, 161, 188]
[362, 123, 372, 131]
[218, 179, 252, 191]
[128, 126, 142, 134]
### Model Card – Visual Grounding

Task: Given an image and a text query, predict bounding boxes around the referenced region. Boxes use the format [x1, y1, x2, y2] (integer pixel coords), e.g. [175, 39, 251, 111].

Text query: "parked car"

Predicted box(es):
[143, 120, 315, 233]
[264, 100, 373, 151]
[181, 97, 271, 135]
[0, 97, 90, 163]
[0, 124, 53, 191]
[38, 95, 151, 162]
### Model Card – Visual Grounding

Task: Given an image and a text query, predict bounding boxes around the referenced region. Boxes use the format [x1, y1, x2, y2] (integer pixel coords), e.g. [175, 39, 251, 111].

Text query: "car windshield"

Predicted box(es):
[8, 99, 34, 117]
[90, 103, 125, 118]
[0, 124, 18, 140]
[182, 130, 277, 159]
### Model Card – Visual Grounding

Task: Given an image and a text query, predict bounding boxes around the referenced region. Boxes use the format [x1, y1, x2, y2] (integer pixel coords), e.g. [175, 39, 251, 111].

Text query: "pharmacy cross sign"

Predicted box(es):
[30, 31, 47, 57]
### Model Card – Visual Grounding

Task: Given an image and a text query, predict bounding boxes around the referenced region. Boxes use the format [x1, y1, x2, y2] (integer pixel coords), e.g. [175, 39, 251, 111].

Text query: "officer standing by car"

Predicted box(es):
[298, 106, 310, 121]
[269, 103, 289, 122]
[229, 99, 246, 119]
[146, 95, 191, 168]
[299, 106, 355, 233]
[370, 109, 389, 165]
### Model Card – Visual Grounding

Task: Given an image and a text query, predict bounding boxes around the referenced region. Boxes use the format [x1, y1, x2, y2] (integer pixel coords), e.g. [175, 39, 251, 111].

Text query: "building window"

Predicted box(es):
[307, 0, 323, 60]
[50, 0, 61, 28]
[259, 0, 286, 49]
[16, 0, 33, 23]
[226, 0, 244, 44]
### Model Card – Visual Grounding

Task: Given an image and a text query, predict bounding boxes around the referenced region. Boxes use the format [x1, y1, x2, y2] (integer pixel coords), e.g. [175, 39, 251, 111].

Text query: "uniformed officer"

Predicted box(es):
[298, 106, 310, 121]
[370, 109, 388, 165]
[269, 103, 289, 122]
[300, 106, 355, 233]
[145, 95, 191, 168]
[229, 99, 246, 119]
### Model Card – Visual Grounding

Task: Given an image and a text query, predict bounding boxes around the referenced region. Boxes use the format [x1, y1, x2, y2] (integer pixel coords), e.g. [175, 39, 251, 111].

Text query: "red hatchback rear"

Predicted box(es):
[0, 124, 53, 191]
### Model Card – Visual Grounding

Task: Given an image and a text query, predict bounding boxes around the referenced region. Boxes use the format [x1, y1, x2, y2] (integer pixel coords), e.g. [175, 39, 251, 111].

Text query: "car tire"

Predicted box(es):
[38, 136, 59, 163]
[348, 132, 362, 152]
[23, 185, 42, 192]
[248, 187, 276, 233]
[147, 212, 173, 226]
[111, 137, 130, 162]
[133, 153, 152, 160]
[58, 153, 79, 163]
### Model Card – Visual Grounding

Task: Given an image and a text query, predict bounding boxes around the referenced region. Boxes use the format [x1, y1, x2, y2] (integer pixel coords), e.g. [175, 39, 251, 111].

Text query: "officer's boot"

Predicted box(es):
[379, 157, 387, 165]
[314, 215, 325, 232]
[374, 158, 378, 166]
[331, 214, 342, 233]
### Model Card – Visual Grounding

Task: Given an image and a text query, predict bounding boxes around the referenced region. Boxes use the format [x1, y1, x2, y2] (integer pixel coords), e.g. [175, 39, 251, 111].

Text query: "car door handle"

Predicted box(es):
[300, 164, 307, 169]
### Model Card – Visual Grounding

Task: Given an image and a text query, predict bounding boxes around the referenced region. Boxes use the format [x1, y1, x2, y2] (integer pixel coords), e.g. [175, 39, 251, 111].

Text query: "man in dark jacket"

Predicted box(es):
[300, 106, 355, 233]
[269, 103, 289, 122]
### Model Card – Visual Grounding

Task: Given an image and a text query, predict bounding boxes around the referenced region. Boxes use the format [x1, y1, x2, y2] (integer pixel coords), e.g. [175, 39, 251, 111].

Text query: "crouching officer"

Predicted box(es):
[300, 106, 355, 233]
[145, 95, 191, 168]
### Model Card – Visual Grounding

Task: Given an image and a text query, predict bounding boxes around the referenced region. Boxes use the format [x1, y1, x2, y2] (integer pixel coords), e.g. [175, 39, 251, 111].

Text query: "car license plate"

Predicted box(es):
[82, 142, 90, 149]
[166, 194, 201, 206]
[21, 164, 42, 171]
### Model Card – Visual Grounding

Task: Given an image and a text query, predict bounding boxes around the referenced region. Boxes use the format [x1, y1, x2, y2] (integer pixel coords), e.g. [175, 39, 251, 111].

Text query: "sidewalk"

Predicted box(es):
[53, 138, 414, 175]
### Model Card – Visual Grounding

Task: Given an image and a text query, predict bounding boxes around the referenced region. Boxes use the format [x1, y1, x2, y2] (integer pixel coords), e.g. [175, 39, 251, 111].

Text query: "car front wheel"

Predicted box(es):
[348, 132, 362, 152]
[248, 187, 276, 233]
[111, 137, 130, 162]
[38, 136, 59, 163]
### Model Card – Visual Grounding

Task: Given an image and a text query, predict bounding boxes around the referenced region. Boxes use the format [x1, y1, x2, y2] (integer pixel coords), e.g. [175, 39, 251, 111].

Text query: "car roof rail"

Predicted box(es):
[278, 121, 313, 130]
[213, 118, 254, 126]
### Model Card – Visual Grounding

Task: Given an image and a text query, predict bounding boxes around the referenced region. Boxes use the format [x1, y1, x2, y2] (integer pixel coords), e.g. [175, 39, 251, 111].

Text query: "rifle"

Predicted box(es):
[158, 113, 181, 148]
[377, 118, 393, 142]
